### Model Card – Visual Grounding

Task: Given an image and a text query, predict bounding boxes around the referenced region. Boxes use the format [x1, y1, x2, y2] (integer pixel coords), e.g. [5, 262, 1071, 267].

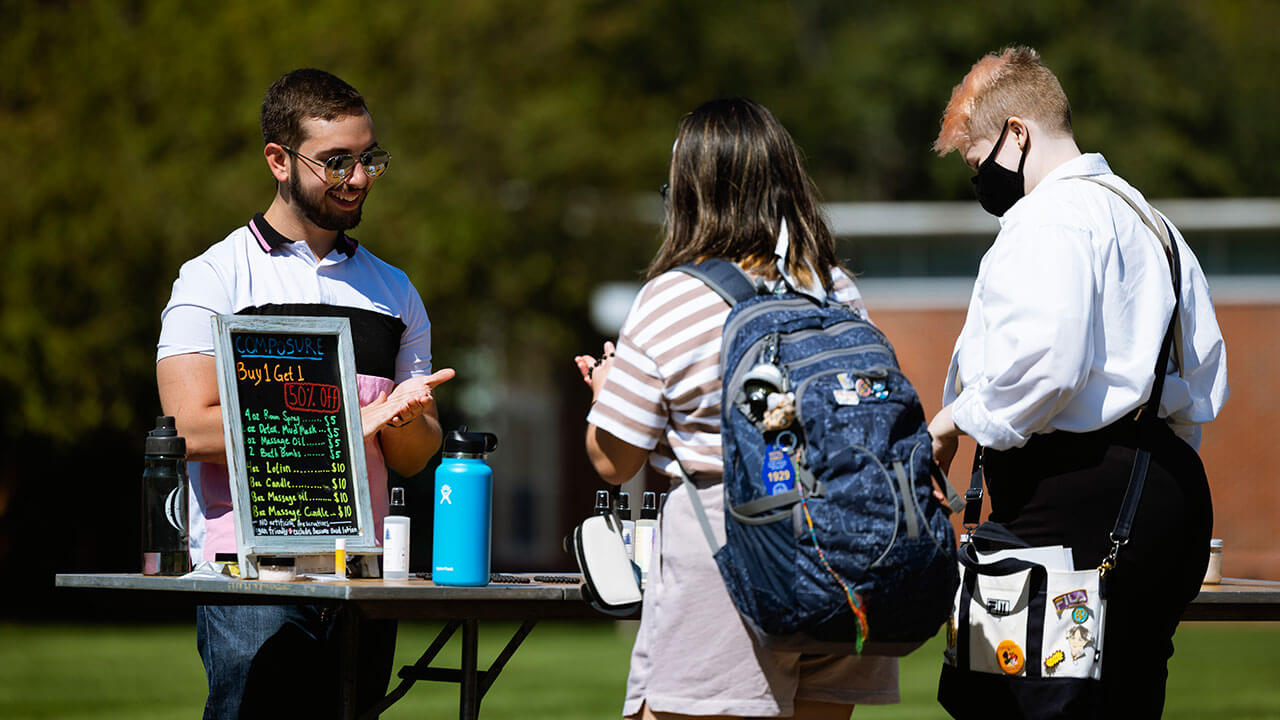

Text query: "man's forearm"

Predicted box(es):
[379, 411, 443, 476]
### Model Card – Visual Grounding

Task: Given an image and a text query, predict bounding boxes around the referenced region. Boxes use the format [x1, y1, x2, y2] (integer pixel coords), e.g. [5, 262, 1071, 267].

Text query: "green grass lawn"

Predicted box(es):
[1, 621, 1276, 718]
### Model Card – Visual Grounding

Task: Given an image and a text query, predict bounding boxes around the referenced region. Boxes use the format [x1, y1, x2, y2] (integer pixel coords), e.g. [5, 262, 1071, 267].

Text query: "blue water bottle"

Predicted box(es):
[432, 428, 498, 586]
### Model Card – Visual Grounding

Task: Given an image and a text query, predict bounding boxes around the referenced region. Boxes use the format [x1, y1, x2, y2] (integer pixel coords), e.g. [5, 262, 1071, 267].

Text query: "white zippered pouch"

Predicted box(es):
[570, 513, 642, 616]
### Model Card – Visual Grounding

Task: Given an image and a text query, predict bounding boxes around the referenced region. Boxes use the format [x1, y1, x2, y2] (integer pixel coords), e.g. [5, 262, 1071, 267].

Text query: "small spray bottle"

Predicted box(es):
[617, 491, 636, 560]
[594, 489, 611, 514]
[634, 492, 658, 588]
[383, 487, 411, 580]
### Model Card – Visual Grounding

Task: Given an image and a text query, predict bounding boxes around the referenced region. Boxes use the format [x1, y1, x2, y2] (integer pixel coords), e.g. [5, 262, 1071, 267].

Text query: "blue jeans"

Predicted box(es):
[196, 604, 396, 719]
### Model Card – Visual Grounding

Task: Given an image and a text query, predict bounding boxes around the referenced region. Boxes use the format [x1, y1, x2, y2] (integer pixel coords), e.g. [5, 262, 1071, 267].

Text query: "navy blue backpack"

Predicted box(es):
[675, 259, 961, 655]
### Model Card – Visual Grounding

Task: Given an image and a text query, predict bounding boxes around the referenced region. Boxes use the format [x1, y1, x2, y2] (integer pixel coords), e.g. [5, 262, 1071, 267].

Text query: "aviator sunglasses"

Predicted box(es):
[281, 145, 392, 184]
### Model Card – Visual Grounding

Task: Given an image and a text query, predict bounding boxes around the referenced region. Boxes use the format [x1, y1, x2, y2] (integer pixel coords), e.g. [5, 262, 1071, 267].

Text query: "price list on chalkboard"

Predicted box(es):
[231, 332, 359, 536]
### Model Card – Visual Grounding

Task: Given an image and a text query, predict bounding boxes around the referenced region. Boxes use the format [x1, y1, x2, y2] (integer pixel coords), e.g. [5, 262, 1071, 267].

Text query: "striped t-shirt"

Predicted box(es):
[587, 266, 868, 481]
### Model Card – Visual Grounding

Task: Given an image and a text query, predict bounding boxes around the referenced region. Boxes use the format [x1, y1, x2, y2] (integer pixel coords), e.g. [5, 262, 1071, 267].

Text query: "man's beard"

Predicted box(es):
[284, 167, 364, 232]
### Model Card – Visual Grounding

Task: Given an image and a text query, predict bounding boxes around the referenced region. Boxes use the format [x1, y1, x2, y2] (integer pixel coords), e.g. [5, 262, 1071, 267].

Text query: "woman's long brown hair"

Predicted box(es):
[646, 98, 841, 291]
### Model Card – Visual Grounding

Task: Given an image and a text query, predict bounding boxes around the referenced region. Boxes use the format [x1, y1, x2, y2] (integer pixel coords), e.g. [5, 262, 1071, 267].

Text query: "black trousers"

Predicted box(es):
[983, 419, 1213, 720]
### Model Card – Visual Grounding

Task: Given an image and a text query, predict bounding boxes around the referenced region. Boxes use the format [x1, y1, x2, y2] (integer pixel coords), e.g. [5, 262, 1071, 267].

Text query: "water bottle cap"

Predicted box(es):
[145, 415, 186, 456]
[443, 427, 498, 456]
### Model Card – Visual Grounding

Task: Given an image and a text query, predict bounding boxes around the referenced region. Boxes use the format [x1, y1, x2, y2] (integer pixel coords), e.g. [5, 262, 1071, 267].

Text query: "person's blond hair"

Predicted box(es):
[934, 46, 1072, 157]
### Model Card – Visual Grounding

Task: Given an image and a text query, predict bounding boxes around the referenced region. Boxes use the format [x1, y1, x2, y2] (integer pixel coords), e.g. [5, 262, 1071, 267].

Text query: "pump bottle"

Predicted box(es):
[383, 487, 411, 580]
[634, 491, 658, 587]
[617, 491, 636, 560]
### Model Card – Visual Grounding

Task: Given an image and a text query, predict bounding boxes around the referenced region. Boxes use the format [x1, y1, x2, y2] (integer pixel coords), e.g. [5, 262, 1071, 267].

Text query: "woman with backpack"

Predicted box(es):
[574, 98, 898, 720]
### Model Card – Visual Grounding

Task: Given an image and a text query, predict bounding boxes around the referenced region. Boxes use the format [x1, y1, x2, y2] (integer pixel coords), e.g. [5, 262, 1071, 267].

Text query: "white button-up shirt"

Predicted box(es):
[943, 153, 1229, 451]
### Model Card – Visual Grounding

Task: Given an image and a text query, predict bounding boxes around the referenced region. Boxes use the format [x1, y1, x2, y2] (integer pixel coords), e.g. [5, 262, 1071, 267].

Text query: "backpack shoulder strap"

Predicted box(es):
[675, 259, 759, 307]
[675, 461, 723, 553]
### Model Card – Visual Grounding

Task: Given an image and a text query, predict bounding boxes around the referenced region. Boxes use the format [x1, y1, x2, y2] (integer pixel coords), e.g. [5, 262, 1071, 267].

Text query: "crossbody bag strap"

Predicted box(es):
[962, 446, 985, 532]
[1105, 242, 1181, 581]
[1071, 175, 1185, 374]
[1071, 176, 1184, 567]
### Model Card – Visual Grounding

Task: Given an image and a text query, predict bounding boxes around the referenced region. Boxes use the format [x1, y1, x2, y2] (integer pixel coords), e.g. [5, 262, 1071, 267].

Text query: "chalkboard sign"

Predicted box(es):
[213, 315, 378, 577]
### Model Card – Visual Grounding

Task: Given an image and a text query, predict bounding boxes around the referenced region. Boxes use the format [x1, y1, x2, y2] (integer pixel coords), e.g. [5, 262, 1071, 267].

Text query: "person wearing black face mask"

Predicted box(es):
[971, 118, 1029, 217]
[928, 47, 1228, 719]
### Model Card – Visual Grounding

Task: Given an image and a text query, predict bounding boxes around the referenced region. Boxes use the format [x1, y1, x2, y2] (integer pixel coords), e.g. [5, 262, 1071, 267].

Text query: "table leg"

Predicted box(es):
[336, 605, 360, 720]
[477, 620, 537, 698]
[363, 619, 539, 719]
[361, 621, 461, 720]
[460, 619, 479, 719]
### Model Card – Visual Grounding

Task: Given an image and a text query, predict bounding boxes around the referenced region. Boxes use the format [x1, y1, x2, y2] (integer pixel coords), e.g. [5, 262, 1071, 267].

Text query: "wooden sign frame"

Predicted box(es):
[213, 315, 379, 578]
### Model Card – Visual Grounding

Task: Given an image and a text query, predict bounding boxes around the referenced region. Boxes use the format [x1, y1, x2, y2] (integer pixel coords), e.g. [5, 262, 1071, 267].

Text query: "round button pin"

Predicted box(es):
[996, 640, 1025, 675]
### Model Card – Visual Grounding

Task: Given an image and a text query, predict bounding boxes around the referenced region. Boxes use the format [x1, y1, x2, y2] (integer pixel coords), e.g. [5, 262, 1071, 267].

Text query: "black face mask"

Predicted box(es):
[971, 120, 1029, 217]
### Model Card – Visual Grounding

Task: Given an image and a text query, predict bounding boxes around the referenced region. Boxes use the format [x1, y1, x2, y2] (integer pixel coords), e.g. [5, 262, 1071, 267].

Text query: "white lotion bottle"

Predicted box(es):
[617, 491, 636, 560]
[634, 491, 658, 588]
[383, 487, 411, 580]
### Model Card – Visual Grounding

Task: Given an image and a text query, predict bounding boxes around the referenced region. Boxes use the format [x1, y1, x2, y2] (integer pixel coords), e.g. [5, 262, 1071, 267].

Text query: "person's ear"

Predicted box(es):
[264, 143, 291, 183]
[1006, 117, 1029, 151]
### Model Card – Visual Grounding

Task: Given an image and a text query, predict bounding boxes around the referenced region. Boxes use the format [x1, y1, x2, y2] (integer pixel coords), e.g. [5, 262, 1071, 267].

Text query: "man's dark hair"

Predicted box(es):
[260, 69, 367, 148]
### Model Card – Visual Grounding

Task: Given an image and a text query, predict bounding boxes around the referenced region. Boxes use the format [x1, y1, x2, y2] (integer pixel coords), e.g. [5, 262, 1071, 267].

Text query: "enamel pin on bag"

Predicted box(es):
[938, 178, 1183, 719]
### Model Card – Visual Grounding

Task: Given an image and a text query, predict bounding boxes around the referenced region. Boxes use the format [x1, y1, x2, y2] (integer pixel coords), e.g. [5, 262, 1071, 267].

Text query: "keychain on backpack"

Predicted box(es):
[763, 431, 799, 496]
[742, 362, 796, 431]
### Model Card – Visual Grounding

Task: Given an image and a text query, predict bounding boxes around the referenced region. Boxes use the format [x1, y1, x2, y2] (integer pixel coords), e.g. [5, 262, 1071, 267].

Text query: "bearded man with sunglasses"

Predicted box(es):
[156, 69, 452, 718]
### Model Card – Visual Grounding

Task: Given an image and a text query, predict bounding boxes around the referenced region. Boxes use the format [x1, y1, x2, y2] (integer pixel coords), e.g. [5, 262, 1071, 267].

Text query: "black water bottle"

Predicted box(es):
[141, 416, 190, 575]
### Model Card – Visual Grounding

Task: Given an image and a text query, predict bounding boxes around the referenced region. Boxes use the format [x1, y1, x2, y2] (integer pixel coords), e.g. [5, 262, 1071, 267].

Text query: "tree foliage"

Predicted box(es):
[3, 0, 1278, 444]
